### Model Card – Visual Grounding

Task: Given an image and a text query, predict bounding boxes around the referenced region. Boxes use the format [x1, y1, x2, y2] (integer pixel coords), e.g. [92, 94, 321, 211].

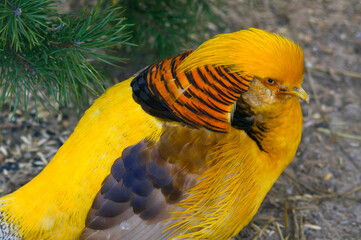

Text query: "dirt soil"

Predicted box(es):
[0, 0, 360, 240]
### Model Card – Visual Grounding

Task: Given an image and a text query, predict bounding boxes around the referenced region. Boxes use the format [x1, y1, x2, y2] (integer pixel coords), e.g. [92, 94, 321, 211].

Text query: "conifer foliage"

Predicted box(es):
[0, 0, 131, 114]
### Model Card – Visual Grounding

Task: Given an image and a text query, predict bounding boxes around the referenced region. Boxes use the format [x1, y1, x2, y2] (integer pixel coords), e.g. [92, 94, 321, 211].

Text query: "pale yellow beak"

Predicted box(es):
[291, 87, 309, 103]
[280, 87, 309, 103]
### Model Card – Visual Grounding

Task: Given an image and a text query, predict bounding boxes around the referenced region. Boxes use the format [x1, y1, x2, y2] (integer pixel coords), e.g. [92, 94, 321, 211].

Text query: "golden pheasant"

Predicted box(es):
[0, 28, 308, 240]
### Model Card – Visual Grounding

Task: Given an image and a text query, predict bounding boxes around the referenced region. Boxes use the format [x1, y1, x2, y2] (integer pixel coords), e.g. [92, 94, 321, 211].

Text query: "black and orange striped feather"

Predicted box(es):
[132, 51, 253, 132]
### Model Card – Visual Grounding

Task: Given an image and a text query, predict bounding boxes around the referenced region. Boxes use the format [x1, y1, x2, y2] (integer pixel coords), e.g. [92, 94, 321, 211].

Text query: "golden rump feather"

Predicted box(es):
[0, 28, 308, 240]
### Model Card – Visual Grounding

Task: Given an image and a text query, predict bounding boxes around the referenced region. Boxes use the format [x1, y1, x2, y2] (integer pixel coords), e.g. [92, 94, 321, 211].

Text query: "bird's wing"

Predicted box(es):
[81, 50, 257, 240]
[81, 126, 223, 240]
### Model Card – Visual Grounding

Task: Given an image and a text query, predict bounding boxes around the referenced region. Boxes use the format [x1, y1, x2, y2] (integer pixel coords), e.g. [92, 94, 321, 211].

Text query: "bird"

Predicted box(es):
[0, 28, 308, 240]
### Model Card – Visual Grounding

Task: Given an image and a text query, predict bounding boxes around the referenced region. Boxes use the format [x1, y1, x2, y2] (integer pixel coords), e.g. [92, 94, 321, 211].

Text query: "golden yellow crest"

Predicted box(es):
[178, 28, 304, 86]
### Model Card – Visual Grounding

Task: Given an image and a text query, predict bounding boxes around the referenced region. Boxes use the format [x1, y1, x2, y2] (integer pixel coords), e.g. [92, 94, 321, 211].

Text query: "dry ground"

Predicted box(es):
[1, 0, 360, 239]
[226, 1, 361, 239]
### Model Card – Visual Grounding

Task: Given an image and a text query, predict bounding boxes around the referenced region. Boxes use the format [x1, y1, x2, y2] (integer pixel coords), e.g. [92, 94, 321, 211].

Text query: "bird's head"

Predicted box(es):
[178, 28, 309, 109]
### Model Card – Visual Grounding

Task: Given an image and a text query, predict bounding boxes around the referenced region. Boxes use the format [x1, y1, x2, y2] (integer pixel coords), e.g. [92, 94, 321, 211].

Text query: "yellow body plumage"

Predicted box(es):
[167, 97, 303, 239]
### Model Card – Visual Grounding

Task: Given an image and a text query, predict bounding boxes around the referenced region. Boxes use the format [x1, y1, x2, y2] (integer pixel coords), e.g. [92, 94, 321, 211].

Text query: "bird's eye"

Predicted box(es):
[267, 78, 276, 85]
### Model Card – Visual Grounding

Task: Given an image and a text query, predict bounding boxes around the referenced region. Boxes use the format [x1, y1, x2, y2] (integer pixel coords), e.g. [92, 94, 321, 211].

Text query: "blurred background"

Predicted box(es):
[1, 0, 360, 239]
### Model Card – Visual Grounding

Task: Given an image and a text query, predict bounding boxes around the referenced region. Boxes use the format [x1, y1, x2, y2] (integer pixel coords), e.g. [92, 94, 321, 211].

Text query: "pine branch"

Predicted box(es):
[0, 0, 131, 115]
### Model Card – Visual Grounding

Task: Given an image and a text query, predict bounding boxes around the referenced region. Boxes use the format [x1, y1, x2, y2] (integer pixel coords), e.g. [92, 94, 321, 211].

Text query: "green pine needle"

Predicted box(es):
[0, 0, 131, 116]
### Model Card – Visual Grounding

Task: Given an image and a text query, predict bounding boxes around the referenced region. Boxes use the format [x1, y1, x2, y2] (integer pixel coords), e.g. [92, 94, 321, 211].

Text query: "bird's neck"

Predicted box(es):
[252, 98, 303, 168]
